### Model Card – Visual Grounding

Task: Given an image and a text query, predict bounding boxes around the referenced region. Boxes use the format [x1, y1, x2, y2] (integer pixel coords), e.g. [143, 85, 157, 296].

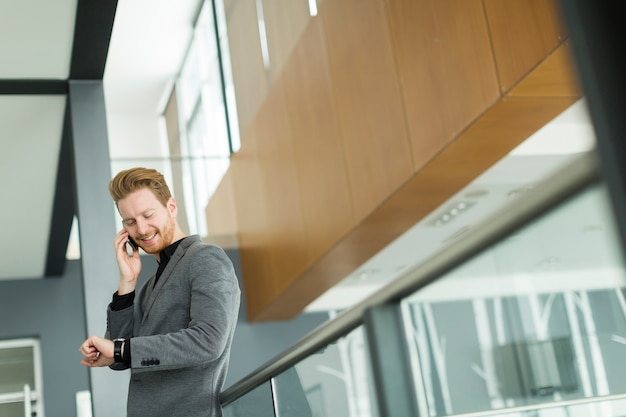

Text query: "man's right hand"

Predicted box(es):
[115, 229, 142, 295]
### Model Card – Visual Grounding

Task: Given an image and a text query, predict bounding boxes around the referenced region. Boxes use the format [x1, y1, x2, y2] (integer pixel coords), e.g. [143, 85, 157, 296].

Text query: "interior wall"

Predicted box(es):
[206, 0, 581, 321]
[0, 260, 89, 417]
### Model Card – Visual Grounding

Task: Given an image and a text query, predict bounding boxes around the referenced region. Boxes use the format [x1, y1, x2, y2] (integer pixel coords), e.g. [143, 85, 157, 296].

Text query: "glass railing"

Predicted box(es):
[221, 152, 624, 417]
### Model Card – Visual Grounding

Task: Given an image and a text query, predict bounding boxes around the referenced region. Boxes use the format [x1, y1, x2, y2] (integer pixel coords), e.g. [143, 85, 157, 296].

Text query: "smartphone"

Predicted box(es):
[127, 237, 139, 251]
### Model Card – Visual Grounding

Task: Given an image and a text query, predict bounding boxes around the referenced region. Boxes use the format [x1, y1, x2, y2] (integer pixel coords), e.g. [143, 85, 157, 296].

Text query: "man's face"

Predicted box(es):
[118, 188, 177, 254]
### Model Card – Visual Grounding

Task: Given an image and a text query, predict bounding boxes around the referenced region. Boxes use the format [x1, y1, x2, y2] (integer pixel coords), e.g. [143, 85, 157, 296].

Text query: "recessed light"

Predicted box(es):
[464, 189, 489, 199]
[428, 201, 475, 227]
[353, 268, 380, 281]
[507, 185, 534, 198]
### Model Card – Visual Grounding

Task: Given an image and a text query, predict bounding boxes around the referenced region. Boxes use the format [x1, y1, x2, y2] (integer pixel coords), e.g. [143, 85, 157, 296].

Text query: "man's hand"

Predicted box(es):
[79, 336, 115, 367]
[115, 229, 142, 295]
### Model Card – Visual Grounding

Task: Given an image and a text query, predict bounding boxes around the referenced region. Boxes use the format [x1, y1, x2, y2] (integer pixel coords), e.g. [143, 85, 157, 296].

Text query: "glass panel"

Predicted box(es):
[222, 381, 275, 417]
[401, 183, 626, 417]
[0, 346, 34, 394]
[274, 326, 379, 417]
[272, 368, 315, 417]
[0, 401, 24, 417]
[451, 396, 626, 417]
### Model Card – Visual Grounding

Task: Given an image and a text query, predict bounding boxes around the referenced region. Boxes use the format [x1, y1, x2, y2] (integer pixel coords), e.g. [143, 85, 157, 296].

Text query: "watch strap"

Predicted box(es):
[113, 338, 125, 363]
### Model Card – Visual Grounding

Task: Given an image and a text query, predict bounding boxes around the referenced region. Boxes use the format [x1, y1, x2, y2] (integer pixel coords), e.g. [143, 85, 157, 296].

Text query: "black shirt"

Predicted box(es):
[110, 237, 185, 311]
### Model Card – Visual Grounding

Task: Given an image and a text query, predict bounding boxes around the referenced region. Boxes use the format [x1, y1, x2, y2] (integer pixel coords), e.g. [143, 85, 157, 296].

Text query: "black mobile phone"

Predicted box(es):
[127, 237, 139, 251]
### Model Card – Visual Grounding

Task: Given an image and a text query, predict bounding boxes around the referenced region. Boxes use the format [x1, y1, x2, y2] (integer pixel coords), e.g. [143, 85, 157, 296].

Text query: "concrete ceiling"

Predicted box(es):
[0, 0, 199, 280]
[1, 0, 617, 313]
[0, 0, 116, 280]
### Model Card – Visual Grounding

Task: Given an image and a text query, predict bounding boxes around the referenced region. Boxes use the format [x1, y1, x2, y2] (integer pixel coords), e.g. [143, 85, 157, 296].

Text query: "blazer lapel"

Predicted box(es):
[140, 236, 198, 326]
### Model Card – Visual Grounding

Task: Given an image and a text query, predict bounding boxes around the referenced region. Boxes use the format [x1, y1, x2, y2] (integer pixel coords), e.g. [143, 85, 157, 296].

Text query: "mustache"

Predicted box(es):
[136, 231, 157, 240]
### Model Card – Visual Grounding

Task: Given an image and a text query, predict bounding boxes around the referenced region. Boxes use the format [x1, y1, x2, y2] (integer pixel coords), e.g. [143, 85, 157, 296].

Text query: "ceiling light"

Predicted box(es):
[352, 268, 380, 282]
[507, 185, 533, 198]
[428, 201, 475, 227]
[464, 189, 489, 199]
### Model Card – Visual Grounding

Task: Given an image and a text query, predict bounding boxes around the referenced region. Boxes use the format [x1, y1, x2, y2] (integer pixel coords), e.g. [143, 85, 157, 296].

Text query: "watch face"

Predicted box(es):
[114, 339, 125, 362]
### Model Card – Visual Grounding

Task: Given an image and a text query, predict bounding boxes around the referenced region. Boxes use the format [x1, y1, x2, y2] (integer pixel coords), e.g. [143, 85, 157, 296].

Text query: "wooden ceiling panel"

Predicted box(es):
[230, 128, 278, 315]
[320, 0, 414, 223]
[282, 18, 354, 261]
[256, 82, 310, 292]
[508, 42, 581, 97]
[484, 0, 565, 93]
[386, 0, 500, 169]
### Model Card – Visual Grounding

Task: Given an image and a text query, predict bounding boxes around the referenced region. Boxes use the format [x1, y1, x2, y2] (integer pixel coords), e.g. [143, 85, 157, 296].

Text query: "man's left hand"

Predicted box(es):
[79, 335, 115, 367]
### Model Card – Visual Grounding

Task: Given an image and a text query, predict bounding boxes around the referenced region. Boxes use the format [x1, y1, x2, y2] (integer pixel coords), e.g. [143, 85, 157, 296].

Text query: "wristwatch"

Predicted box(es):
[113, 338, 125, 363]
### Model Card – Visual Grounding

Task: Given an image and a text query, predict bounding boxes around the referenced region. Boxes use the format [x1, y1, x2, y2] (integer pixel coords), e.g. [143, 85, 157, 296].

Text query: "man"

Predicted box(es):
[79, 167, 240, 417]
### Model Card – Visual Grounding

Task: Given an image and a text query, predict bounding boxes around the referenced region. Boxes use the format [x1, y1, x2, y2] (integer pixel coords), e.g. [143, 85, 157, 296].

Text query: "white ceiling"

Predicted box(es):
[1, 0, 620, 314]
[0, 0, 200, 280]
[0, 0, 77, 280]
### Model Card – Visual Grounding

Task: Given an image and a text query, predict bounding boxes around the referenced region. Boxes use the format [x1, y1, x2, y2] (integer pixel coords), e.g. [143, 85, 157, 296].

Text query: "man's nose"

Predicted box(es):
[135, 218, 150, 234]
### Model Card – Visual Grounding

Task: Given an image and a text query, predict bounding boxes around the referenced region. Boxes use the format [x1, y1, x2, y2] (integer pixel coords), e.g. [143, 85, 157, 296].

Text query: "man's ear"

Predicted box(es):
[167, 197, 178, 217]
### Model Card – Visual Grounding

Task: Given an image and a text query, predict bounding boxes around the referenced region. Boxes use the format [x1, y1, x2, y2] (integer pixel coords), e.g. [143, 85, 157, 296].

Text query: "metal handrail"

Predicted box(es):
[221, 152, 600, 406]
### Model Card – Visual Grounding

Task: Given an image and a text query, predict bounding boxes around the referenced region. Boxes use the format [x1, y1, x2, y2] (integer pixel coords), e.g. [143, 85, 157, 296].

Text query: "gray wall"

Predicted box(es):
[0, 260, 89, 417]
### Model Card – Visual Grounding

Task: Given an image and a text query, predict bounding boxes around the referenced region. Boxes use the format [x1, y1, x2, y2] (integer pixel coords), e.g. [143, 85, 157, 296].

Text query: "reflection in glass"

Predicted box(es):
[0, 401, 23, 417]
[273, 368, 313, 417]
[278, 326, 379, 417]
[401, 183, 626, 416]
[0, 346, 34, 393]
[222, 381, 275, 417]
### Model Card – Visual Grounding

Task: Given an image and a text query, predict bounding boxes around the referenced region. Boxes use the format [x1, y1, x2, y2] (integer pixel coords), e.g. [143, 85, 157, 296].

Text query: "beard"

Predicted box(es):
[139, 216, 176, 254]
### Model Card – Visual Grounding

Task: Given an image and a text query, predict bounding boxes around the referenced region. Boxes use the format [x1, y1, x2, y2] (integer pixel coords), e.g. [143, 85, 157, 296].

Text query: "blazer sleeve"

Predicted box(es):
[129, 244, 241, 372]
[105, 303, 135, 340]
[105, 296, 136, 371]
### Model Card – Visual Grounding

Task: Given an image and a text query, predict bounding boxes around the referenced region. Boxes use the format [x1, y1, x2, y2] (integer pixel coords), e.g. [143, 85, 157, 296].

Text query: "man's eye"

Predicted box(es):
[144, 212, 154, 219]
[124, 220, 136, 226]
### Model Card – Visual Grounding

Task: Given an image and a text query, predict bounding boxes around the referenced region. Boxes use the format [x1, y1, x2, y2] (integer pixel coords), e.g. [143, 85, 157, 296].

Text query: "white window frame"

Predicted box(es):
[0, 338, 44, 417]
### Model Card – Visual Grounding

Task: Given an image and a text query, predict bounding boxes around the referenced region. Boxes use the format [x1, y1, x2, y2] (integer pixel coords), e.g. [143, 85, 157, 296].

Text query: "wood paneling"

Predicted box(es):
[255, 80, 310, 294]
[508, 42, 580, 97]
[230, 83, 312, 316]
[204, 169, 238, 245]
[261, 0, 311, 83]
[252, 96, 579, 321]
[211, 0, 583, 321]
[386, 0, 500, 169]
[229, 128, 277, 316]
[282, 18, 354, 261]
[484, 0, 565, 93]
[320, 0, 414, 223]
[226, 0, 269, 138]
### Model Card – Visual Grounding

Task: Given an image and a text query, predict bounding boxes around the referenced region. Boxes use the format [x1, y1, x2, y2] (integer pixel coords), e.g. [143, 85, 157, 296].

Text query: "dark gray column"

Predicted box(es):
[364, 304, 421, 417]
[559, 1, 626, 260]
[69, 80, 129, 417]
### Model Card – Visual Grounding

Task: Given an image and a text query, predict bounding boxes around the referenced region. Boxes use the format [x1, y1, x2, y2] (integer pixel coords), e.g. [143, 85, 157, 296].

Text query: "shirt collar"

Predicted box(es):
[158, 237, 185, 264]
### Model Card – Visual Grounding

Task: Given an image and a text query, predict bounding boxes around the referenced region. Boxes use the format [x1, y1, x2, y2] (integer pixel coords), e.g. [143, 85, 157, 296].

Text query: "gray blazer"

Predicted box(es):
[106, 236, 241, 417]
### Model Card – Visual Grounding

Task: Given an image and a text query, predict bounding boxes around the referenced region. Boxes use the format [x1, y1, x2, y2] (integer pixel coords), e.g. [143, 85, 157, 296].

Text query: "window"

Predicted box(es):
[0, 338, 44, 417]
[174, 0, 238, 237]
